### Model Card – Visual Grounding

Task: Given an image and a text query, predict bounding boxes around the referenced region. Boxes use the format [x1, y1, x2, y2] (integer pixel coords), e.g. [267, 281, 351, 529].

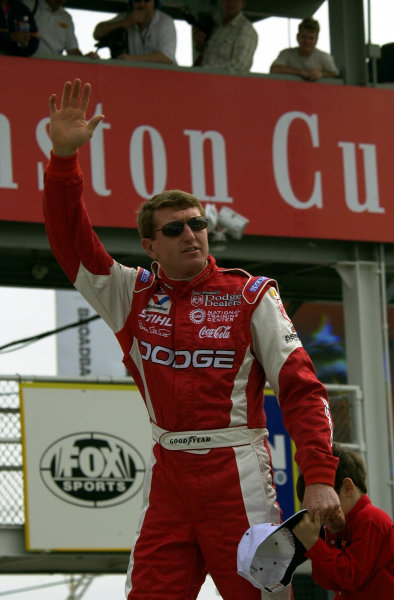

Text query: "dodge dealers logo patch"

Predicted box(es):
[40, 432, 146, 508]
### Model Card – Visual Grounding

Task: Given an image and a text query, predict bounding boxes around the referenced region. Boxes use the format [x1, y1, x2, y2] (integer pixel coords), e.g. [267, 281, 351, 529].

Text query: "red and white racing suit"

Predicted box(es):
[43, 153, 338, 600]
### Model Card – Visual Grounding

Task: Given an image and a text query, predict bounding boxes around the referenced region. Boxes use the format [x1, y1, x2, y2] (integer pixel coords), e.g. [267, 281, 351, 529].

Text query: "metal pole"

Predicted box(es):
[379, 244, 394, 513]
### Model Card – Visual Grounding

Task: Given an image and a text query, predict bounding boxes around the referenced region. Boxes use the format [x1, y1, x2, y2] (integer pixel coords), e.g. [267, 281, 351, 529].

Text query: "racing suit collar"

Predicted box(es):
[152, 255, 217, 292]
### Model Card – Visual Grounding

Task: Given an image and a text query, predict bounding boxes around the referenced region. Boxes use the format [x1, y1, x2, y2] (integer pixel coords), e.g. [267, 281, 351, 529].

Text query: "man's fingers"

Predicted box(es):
[87, 115, 104, 136]
[56, 79, 92, 113]
[60, 80, 72, 110]
[49, 93, 57, 115]
[79, 82, 91, 113]
[69, 78, 82, 108]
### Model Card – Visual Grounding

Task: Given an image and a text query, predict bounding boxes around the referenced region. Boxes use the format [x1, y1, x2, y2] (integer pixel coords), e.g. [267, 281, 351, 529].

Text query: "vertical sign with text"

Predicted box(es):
[265, 390, 299, 520]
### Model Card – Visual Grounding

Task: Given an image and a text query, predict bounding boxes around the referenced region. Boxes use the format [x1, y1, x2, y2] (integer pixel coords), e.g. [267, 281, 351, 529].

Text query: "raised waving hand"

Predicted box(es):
[49, 79, 104, 157]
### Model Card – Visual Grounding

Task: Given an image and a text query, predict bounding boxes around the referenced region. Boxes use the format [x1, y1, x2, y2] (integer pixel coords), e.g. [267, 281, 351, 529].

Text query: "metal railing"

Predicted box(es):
[0, 375, 365, 527]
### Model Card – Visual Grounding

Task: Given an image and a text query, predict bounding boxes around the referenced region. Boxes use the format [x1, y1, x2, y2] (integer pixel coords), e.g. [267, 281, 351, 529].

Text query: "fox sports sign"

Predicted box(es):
[40, 432, 146, 508]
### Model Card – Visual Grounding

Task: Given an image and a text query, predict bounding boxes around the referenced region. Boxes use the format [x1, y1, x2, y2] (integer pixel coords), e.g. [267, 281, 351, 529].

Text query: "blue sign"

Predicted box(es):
[264, 390, 300, 520]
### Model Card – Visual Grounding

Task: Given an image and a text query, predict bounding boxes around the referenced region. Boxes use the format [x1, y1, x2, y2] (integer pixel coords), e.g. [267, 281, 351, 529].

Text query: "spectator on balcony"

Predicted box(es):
[191, 13, 215, 66]
[93, 0, 176, 64]
[0, 0, 39, 56]
[270, 18, 339, 81]
[23, 0, 95, 56]
[197, 0, 257, 73]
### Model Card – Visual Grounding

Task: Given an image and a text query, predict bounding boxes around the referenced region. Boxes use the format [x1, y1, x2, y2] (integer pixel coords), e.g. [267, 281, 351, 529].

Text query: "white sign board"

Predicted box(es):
[20, 382, 151, 551]
[55, 290, 125, 377]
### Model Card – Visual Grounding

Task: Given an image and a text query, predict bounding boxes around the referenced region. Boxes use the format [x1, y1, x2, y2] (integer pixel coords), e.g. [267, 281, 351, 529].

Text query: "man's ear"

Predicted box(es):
[342, 477, 355, 496]
[142, 237, 156, 259]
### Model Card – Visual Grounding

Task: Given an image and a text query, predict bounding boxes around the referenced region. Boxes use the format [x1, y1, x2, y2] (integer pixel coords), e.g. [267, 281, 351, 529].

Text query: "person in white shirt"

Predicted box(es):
[270, 17, 339, 81]
[24, 0, 91, 56]
[93, 0, 176, 64]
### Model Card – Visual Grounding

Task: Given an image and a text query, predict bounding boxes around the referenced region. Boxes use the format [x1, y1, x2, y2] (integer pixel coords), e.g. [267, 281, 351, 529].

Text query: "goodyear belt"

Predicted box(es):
[151, 423, 268, 451]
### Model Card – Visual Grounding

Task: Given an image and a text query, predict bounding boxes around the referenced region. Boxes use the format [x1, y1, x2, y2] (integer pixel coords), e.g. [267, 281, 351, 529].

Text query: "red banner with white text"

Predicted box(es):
[1, 55, 394, 242]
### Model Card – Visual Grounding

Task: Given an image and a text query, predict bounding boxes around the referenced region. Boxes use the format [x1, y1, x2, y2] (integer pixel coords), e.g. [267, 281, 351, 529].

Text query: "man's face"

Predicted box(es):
[297, 28, 318, 56]
[133, 0, 155, 17]
[142, 206, 209, 280]
[221, 0, 245, 22]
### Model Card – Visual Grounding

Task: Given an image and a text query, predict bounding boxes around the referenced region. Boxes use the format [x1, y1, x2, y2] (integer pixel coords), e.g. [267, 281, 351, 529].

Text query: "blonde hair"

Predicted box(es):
[298, 18, 320, 34]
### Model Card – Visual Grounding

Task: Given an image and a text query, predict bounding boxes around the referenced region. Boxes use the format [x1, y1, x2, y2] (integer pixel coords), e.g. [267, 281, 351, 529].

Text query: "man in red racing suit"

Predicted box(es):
[43, 79, 340, 600]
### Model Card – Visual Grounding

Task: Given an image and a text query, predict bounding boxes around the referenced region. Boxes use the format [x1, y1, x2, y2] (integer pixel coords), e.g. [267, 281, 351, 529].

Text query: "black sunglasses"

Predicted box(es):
[155, 216, 208, 238]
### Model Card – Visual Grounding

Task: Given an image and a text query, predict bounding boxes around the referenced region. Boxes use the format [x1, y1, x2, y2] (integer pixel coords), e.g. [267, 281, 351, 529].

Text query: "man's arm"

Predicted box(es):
[270, 64, 306, 76]
[251, 287, 340, 519]
[93, 13, 142, 41]
[320, 52, 340, 78]
[117, 51, 173, 64]
[66, 48, 99, 58]
[270, 64, 323, 81]
[321, 69, 339, 78]
[269, 50, 298, 76]
[44, 80, 137, 334]
[93, 15, 134, 41]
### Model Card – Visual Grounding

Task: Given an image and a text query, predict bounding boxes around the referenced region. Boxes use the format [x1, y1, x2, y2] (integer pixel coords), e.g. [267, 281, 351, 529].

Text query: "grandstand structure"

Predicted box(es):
[0, 1, 393, 598]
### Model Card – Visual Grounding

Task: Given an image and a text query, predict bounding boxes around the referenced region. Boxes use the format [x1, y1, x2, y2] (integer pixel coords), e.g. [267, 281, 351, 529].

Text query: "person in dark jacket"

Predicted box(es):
[0, 0, 39, 56]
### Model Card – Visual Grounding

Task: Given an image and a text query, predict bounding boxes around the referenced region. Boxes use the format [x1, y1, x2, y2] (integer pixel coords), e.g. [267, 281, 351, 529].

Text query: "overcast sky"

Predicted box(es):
[1, 1, 394, 598]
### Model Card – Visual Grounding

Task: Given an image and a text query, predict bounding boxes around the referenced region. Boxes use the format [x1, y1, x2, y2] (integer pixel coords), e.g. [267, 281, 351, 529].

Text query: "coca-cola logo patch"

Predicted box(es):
[198, 325, 231, 339]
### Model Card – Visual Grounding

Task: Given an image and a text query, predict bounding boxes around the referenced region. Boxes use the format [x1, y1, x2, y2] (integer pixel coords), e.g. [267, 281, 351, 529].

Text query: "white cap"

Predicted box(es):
[237, 510, 309, 594]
